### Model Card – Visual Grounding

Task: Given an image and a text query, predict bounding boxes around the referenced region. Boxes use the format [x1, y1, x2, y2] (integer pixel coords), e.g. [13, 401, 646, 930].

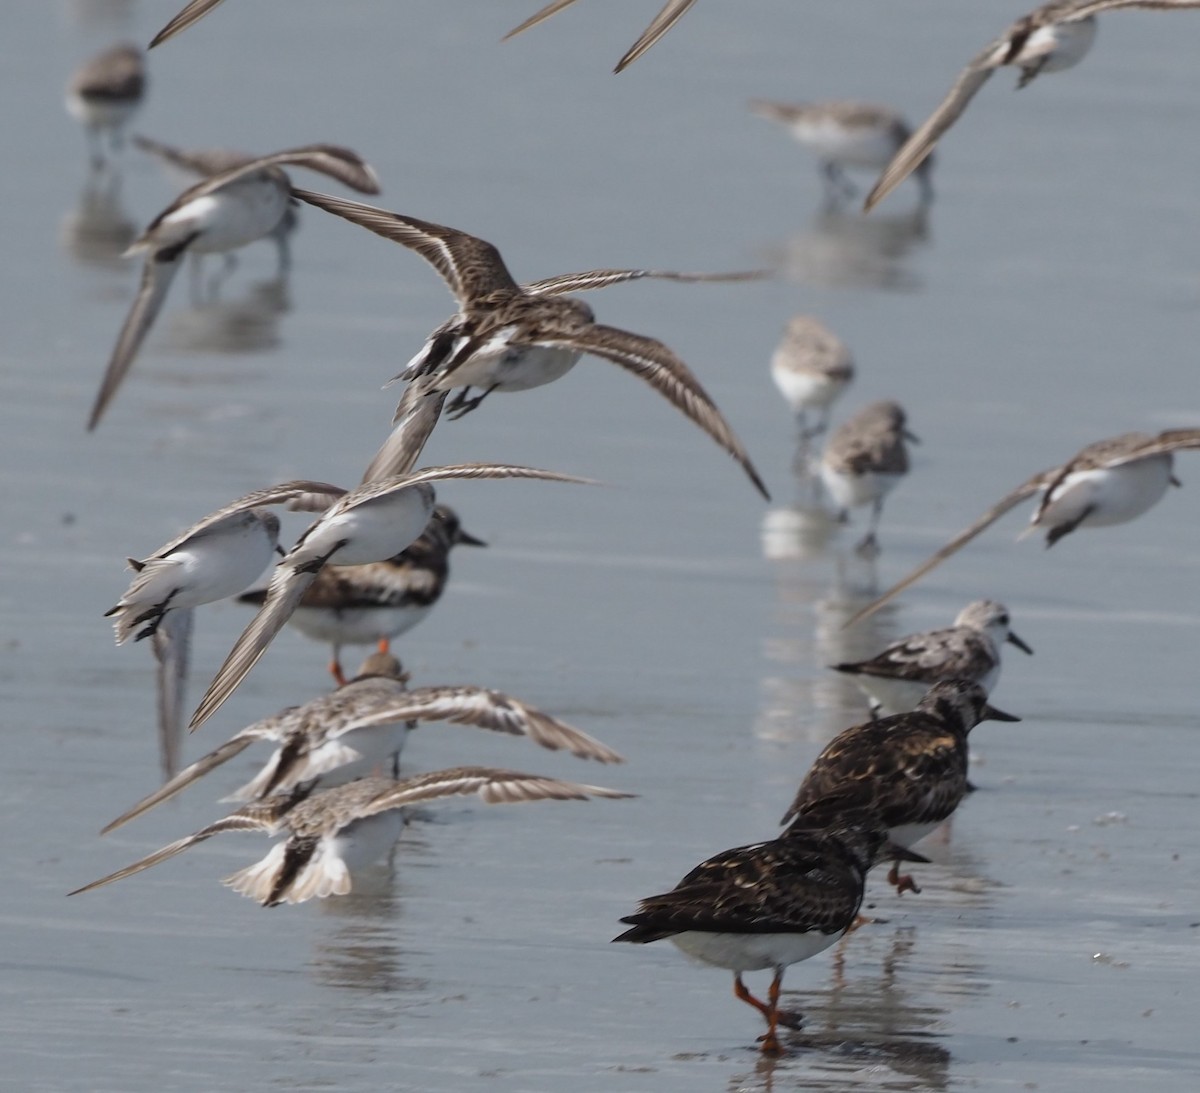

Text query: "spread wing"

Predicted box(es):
[291, 189, 519, 305]
[541, 323, 769, 499]
[149, 0, 228, 47]
[613, 0, 700, 71]
[843, 466, 1057, 628]
[360, 376, 448, 483]
[151, 606, 194, 779]
[344, 686, 624, 763]
[523, 267, 767, 296]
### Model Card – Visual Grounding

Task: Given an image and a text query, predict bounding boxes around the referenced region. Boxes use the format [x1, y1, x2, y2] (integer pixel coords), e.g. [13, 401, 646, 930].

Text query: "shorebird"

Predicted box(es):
[750, 100, 934, 206]
[613, 796, 926, 1054]
[73, 768, 634, 906]
[101, 651, 624, 834]
[133, 134, 299, 274]
[769, 315, 855, 441]
[238, 504, 484, 684]
[819, 400, 916, 554]
[87, 145, 381, 430]
[832, 600, 1032, 717]
[188, 464, 595, 733]
[846, 428, 1200, 626]
[289, 189, 768, 498]
[864, 0, 1200, 211]
[780, 681, 1019, 894]
[505, 0, 698, 71]
[65, 43, 145, 169]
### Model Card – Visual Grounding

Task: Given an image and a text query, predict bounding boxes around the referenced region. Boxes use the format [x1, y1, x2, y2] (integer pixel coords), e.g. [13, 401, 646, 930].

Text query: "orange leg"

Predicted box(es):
[733, 973, 772, 1019]
[329, 657, 347, 687]
[377, 637, 391, 654]
[886, 858, 921, 895]
[758, 969, 786, 1055]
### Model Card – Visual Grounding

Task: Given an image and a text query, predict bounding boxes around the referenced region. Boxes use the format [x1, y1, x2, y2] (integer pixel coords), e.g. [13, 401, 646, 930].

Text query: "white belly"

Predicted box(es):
[820, 465, 903, 511]
[289, 603, 432, 646]
[163, 518, 275, 608]
[791, 119, 898, 169]
[1036, 455, 1172, 533]
[66, 94, 138, 131]
[771, 363, 846, 414]
[164, 178, 290, 255]
[1017, 18, 1097, 74]
[888, 821, 941, 849]
[436, 333, 582, 393]
[671, 927, 842, 973]
[849, 675, 932, 716]
[302, 489, 434, 568]
[336, 810, 409, 871]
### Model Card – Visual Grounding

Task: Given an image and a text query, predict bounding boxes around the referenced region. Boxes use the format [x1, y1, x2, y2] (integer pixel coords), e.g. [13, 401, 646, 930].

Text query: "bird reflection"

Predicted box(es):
[765, 201, 929, 292]
[726, 927, 954, 1092]
[59, 167, 137, 268]
[163, 274, 290, 357]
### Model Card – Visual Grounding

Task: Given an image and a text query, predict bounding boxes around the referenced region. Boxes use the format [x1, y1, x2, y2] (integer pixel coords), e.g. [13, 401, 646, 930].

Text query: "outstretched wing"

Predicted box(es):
[524, 267, 767, 296]
[149, 0, 228, 47]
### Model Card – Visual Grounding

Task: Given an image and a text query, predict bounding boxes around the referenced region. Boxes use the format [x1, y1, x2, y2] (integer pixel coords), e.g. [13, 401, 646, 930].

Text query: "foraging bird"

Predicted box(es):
[66, 43, 146, 169]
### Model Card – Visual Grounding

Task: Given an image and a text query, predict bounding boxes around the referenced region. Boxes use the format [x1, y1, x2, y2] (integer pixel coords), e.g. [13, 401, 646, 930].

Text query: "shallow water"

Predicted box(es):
[4, 1, 1200, 1089]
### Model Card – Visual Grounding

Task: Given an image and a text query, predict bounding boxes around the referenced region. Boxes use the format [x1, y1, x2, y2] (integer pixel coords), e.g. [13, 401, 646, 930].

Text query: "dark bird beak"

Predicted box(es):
[885, 843, 930, 864]
[456, 527, 487, 548]
[274, 544, 287, 557]
[1006, 631, 1034, 655]
[982, 704, 1021, 723]
[903, 428, 920, 444]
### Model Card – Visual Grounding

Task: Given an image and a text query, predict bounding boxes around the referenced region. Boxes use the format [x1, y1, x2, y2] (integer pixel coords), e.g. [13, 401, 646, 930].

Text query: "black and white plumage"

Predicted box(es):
[238, 505, 484, 684]
[833, 600, 1033, 717]
[865, 0, 1200, 210]
[613, 799, 924, 1054]
[505, 0, 698, 72]
[188, 464, 595, 733]
[846, 428, 1200, 627]
[288, 189, 768, 498]
[73, 768, 634, 906]
[87, 145, 381, 430]
[101, 651, 625, 834]
[780, 681, 1020, 894]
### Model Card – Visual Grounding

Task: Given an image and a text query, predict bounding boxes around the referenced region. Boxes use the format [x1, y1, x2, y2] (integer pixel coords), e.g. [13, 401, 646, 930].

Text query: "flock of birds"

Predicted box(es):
[62, 0, 1200, 1058]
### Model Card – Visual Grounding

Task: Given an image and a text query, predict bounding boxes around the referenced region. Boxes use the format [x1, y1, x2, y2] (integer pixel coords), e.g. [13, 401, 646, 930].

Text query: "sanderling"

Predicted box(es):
[102, 650, 624, 833]
[780, 681, 1019, 893]
[66, 43, 145, 169]
[819, 400, 917, 554]
[87, 145, 380, 430]
[865, 0, 1200, 211]
[613, 796, 924, 1054]
[750, 99, 933, 206]
[188, 464, 596, 733]
[72, 767, 633, 905]
[846, 427, 1200, 626]
[288, 189, 768, 497]
[833, 599, 1032, 717]
[769, 315, 855, 441]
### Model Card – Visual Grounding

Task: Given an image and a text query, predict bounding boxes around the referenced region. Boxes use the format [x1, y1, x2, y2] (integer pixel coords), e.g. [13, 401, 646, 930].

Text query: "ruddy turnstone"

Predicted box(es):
[133, 135, 299, 274]
[102, 650, 624, 834]
[780, 681, 1019, 894]
[864, 0, 1200, 211]
[188, 464, 595, 733]
[289, 189, 768, 498]
[87, 145, 380, 430]
[613, 796, 925, 1054]
[238, 504, 484, 685]
[769, 315, 855, 441]
[505, 0, 698, 71]
[846, 428, 1200, 626]
[65, 43, 145, 169]
[819, 400, 917, 554]
[833, 600, 1032, 717]
[750, 100, 934, 206]
[72, 767, 634, 905]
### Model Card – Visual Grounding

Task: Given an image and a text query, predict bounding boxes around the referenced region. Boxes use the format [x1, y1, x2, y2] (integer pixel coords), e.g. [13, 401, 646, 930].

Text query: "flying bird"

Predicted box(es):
[865, 0, 1200, 211]
[846, 428, 1200, 627]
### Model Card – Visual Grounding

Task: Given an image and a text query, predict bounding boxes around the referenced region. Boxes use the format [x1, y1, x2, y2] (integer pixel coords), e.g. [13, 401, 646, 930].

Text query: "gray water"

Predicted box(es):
[4, 1, 1200, 1089]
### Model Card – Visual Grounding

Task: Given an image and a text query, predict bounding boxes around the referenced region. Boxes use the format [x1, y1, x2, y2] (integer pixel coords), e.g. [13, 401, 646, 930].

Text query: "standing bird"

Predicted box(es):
[819, 400, 917, 554]
[769, 315, 855, 442]
[865, 0, 1200, 211]
[289, 189, 768, 498]
[238, 504, 484, 685]
[87, 145, 381, 430]
[750, 100, 934, 207]
[65, 43, 145, 169]
[100, 651, 624, 834]
[779, 681, 1020, 894]
[845, 428, 1200, 626]
[188, 464, 595, 733]
[833, 600, 1032, 717]
[505, 0, 698, 72]
[72, 768, 634, 906]
[613, 797, 926, 1054]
